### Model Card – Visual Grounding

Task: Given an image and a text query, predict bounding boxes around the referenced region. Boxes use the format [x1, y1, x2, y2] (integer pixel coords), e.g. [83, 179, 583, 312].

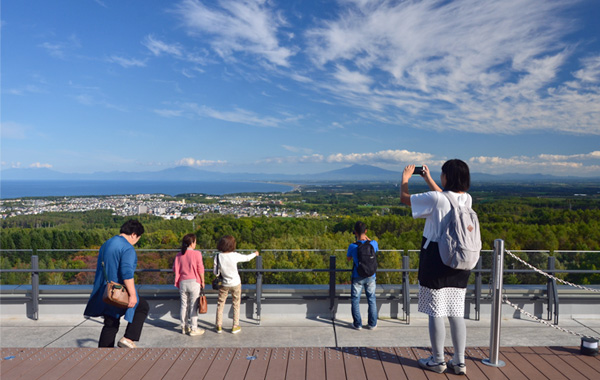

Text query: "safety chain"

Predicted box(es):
[503, 297, 600, 340]
[505, 250, 600, 293]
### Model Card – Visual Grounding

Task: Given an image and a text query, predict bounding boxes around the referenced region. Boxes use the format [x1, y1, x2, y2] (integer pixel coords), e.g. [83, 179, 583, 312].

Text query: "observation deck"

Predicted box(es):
[1, 247, 599, 379]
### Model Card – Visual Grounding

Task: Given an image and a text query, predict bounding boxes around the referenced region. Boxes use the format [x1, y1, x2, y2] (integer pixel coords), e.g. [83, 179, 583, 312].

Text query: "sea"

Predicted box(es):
[0, 180, 294, 199]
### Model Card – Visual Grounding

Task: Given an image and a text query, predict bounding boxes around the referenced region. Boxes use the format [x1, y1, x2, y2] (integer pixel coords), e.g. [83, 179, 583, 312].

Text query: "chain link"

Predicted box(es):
[502, 297, 600, 340]
[499, 249, 600, 340]
[505, 250, 600, 293]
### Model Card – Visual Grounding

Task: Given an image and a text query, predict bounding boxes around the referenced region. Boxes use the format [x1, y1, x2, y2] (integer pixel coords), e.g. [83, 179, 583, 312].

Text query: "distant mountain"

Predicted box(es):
[1, 165, 596, 183]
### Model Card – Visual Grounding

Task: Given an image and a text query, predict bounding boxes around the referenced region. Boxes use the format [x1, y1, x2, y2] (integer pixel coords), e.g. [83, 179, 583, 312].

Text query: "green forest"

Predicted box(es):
[1, 182, 599, 287]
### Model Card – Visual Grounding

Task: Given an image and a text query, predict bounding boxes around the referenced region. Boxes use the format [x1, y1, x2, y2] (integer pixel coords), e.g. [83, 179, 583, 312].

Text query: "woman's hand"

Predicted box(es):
[403, 165, 415, 183]
[127, 294, 137, 309]
[254, 251, 260, 256]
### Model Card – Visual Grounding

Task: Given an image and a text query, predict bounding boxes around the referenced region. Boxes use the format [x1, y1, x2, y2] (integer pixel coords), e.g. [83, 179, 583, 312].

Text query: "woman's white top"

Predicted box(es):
[213, 251, 258, 287]
[410, 191, 472, 242]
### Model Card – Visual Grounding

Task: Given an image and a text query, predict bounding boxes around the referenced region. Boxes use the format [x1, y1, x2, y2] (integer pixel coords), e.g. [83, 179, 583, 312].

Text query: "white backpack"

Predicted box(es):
[435, 192, 481, 270]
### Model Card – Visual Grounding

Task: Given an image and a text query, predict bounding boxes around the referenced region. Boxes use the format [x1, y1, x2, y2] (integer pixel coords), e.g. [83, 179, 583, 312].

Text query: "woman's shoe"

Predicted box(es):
[447, 361, 467, 375]
[417, 356, 446, 373]
[188, 328, 205, 336]
[216, 326, 223, 334]
[117, 337, 136, 348]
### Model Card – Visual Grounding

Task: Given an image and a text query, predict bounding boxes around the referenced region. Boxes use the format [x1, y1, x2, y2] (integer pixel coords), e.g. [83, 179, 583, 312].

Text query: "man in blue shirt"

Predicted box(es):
[346, 221, 378, 330]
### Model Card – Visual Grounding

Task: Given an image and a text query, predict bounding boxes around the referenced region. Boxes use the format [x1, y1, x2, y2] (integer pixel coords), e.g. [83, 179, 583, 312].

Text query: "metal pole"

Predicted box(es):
[31, 255, 39, 321]
[482, 239, 506, 367]
[402, 255, 410, 324]
[255, 255, 263, 325]
[475, 257, 482, 321]
[329, 255, 336, 319]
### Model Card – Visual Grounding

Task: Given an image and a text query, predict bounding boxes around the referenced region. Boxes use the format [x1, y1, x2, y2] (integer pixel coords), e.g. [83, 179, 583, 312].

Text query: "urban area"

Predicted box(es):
[0, 193, 319, 220]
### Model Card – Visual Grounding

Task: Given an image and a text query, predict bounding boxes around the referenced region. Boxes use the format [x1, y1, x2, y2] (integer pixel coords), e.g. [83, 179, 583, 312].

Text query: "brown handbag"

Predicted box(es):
[198, 287, 208, 314]
[101, 261, 129, 308]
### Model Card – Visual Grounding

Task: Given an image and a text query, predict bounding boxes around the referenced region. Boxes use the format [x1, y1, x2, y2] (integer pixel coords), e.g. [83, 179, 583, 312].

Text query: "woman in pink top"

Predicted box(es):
[174, 234, 205, 336]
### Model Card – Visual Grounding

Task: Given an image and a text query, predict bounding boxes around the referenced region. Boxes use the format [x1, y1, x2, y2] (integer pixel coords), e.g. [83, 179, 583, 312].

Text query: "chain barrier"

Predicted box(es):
[503, 298, 599, 340]
[501, 249, 600, 340]
[504, 250, 600, 293]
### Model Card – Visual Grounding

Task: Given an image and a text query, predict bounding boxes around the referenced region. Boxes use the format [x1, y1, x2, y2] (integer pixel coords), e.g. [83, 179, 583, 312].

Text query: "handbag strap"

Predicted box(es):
[101, 261, 110, 284]
[215, 253, 221, 276]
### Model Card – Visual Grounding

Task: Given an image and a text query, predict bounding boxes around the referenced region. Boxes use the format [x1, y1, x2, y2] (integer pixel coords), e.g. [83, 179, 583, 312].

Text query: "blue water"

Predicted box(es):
[0, 180, 294, 199]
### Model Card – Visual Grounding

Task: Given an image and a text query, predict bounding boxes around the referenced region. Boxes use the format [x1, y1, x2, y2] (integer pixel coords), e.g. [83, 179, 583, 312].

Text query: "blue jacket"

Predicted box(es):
[84, 235, 138, 323]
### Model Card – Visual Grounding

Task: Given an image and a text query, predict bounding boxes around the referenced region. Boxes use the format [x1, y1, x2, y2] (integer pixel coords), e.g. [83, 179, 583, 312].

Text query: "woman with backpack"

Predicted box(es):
[400, 159, 473, 376]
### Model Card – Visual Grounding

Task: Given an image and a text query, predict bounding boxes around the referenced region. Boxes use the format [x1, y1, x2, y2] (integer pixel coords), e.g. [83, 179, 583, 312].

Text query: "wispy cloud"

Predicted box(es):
[176, 157, 227, 167]
[303, 0, 599, 135]
[470, 150, 600, 175]
[143, 35, 183, 57]
[262, 149, 436, 166]
[108, 55, 147, 68]
[172, 0, 295, 67]
[38, 34, 81, 59]
[182, 103, 288, 128]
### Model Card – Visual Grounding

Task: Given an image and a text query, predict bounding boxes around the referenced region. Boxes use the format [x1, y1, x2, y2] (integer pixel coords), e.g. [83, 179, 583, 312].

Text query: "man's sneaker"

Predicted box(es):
[117, 337, 136, 348]
[188, 328, 205, 337]
[216, 326, 223, 334]
[231, 326, 242, 334]
[447, 361, 467, 375]
[352, 324, 362, 330]
[366, 325, 377, 330]
[417, 356, 446, 374]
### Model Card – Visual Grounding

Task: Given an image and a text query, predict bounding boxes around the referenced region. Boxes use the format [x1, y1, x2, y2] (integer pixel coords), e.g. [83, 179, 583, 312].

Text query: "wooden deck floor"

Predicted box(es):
[1, 346, 599, 379]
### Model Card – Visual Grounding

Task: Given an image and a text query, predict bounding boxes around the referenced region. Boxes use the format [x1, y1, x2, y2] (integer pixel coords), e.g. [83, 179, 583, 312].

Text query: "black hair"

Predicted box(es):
[180, 233, 197, 255]
[441, 159, 470, 192]
[120, 219, 145, 236]
[353, 221, 367, 235]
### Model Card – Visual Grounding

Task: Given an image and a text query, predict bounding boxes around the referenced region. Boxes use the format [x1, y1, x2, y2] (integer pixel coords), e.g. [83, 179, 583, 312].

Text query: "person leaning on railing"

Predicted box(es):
[84, 219, 149, 348]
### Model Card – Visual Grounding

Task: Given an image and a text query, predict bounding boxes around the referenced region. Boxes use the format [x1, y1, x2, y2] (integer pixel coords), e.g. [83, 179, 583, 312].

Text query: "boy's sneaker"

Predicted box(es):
[188, 328, 205, 337]
[366, 325, 377, 330]
[417, 356, 447, 374]
[352, 324, 362, 330]
[447, 361, 467, 375]
[231, 326, 242, 334]
[216, 326, 223, 334]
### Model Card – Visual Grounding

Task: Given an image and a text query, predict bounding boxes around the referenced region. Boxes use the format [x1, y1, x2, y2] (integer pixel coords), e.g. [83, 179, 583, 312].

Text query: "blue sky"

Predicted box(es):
[2, 0, 600, 177]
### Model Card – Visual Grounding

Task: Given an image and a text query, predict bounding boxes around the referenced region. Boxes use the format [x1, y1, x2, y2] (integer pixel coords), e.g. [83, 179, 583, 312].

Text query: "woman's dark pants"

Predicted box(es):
[98, 297, 149, 347]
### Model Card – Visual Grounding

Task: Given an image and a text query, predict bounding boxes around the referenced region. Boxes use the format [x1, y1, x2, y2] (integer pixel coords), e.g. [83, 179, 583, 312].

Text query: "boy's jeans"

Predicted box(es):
[350, 276, 377, 328]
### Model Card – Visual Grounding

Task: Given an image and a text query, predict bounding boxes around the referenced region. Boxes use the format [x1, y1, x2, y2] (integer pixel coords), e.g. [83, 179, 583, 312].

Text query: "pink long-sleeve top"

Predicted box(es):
[173, 249, 204, 288]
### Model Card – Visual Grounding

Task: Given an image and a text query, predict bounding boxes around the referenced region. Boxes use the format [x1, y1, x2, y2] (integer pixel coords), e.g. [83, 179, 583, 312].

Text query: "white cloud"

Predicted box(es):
[303, 0, 600, 135]
[282, 145, 313, 154]
[29, 162, 52, 169]
[172, 0, 294, 67]
[176, 157, 227, 167]
[326, 149, 435, 164]
[108, 55, 147, 68]
[183, 103, 285, 128]
[154, 108, 183, 118]
[143, 35, 184, 57]
[469, 150, 600, 175]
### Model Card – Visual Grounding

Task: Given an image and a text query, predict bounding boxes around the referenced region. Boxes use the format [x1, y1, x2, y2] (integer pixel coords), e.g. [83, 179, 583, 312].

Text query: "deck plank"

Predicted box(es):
[396, 347, 428, 380]
[546, 346, 600, 379]
[162, 348, 203, 380]
[264, 347, 289, 380]
[245, 347, 272, 380]
[181, 347, 219, 380]
[55, 348, 113, 380]
[0, 348, 41, 375]
[283, 347, 306, 380]
[514, 346, 569, 380]
[224, 348, 255, 380]
[465, 346, 508, 380]
[341, 347, 366, 380]
[203, 348, 237, 380]
[377, 347, 407, 380]
[324, 347, 346, 380]
[360, 347, 388, 380]
[305, 347, 326, 380]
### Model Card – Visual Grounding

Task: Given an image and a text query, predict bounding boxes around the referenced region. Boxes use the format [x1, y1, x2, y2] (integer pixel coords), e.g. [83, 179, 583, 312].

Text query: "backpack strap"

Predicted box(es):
[423, 192, 456, 249]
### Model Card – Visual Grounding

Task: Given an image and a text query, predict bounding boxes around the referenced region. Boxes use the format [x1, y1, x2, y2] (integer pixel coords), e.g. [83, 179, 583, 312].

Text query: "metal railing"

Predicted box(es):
[1, 248, 599, 323]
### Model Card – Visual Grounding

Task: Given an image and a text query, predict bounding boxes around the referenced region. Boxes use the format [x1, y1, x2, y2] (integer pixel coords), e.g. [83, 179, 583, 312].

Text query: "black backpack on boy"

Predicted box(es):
[355, 240, 377, 277]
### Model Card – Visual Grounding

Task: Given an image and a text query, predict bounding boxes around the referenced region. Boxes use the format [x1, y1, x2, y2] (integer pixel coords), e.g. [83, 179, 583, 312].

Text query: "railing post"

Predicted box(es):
[402, 255, 410, 324]
[255, 255, 263, 325]
[31, 254, 39, 321]
[475, 257, 482, 321]
[329, 255, 336, 319]
[483, 239, 506, 367]
[547, 256, 559, 325]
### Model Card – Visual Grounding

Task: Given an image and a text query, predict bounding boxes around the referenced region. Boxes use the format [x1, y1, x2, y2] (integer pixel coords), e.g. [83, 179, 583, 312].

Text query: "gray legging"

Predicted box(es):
[429, 315, 466, 364]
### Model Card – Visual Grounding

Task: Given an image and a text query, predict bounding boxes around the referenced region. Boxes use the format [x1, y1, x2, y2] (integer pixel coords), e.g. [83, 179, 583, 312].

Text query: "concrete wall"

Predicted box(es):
[1, 284, 598, 322]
